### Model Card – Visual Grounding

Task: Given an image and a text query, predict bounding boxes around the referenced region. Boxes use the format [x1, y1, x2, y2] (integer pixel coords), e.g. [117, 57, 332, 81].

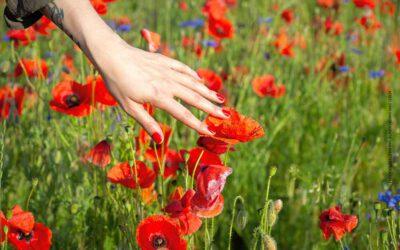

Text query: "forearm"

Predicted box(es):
[41, 0, 126, 69]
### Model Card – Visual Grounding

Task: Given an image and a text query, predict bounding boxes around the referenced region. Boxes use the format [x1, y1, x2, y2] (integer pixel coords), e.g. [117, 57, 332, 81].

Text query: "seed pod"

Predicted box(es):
[262, 235, 277, 250]
[270, 166, 277, 177]
[267, 203, 277, 227]
[236, 209, 248, 230]
[274, 199, 283, 214]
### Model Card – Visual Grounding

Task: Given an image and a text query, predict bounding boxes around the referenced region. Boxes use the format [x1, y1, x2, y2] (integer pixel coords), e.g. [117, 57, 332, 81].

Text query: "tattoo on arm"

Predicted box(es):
[42, 2, 81, 47]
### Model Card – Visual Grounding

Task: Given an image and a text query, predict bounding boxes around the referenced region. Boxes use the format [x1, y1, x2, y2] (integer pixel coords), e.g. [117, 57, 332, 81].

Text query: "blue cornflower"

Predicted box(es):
[338, 66, 350, 73]
[202, 40, 218, 48]
[369, 70, 385, 79]
[258, 17, 273, 24]
[117, 24, 132, 33]
[3, 35, 10, 42]
[179, 19, 204, 28]
[378, 190, 400, 210]
[264, 52, 271, 60]
[351, 48, 363, 55]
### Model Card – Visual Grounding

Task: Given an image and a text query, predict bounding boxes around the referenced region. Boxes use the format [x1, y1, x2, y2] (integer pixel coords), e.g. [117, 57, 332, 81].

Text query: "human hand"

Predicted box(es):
[96, 45, 230, 143]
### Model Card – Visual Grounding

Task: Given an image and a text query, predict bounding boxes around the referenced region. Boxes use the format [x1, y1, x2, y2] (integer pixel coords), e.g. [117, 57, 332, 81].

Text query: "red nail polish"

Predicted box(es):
[216, 93, 225, 103]
[152, 132, 163, 144]
[207, 125, 216, 135]
[222, 108, 231, 117]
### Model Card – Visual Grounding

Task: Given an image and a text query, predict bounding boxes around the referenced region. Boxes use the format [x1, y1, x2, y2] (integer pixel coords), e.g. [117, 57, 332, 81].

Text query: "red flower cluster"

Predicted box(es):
[319, 206, 358, 241]
[0, 205, 52, 250]
[203, 0, 235, 40]
[0, 85, 33, 119]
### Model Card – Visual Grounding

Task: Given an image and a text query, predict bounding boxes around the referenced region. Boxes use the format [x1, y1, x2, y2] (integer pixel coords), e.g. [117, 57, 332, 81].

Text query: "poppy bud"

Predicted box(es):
[0, 61, 10, 74]
[70, 204, 79, 214]
[235, 209, 248, 230]
[273, 199, 283, 213]
[269, 166, 277, 177]
[262, 234, 277, 250]
[32, 178, 39, 187]
[374, 202, 382, 211]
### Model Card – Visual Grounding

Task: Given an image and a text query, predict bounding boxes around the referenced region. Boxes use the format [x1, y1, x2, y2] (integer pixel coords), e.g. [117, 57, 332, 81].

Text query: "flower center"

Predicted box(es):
[17, 230, 33, 242]
[152, 235, 167, 249]
[65, 94, 80, 108]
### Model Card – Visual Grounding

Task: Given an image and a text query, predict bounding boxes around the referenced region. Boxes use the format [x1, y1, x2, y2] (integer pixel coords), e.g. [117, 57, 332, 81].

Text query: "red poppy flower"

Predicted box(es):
[49, 81, 92, 117]
[90, 0, 108, 15]
[281, 9, 294, 24]
[107, 161, 156, 189]
[380, 1, 395, 16]
[6, 205, 52, 250]
[136, 215, 187, 250]
[33, 16, 56, 35]
[138, 124, 172, 162]
[358, 13, 381, 33]
[273, 30, 295, 57]
[202, 0, 228, 20]
[140, 29, 161, 53]
[6, 27, 36, 47]
[14, 59, 48, 79]
[395, 50, 400, 64]
[0, 85, 27, 119]
[196, 68, 223, 92]
[324, 17, 344, 35]
[207, 16, 234, 39]
[317, 0, 335, 8]
[204, 107, 265, 145]
[353, 0, 375, 8]
[86, 75, 117, 106]
[164, 189, 202, 235]
[85, 140, 112, 168]
[153, 149, 184, 179]
[252, 75, 286, 98]
[179, 1, 188, 11]
[197, 136, 234, 155]
[183, 147, 222, 177]
[319, 206, 358, 241]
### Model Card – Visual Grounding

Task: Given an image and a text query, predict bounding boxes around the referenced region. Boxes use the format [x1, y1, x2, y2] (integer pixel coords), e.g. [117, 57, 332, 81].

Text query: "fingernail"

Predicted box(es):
[222, 108, 231, 117]
[151, 132, 163, 144]
[207, 125, 216, 135]
[216, 93, 225, 102]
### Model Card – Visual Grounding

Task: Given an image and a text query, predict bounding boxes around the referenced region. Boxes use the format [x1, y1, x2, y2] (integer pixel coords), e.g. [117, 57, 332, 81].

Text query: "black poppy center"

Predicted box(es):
[17, 230, 33, 242]
[152, 235, 167, 248]
[65, 94, 81, 108]
[217, 27, 225, 35]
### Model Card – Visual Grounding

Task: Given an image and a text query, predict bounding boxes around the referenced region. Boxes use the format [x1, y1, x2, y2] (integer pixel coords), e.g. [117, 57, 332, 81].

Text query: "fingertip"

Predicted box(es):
[151, 131, 164, 144]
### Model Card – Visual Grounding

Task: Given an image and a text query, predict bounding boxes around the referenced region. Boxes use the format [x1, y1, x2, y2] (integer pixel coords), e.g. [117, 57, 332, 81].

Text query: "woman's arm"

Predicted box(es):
[41, 0, 229, 143]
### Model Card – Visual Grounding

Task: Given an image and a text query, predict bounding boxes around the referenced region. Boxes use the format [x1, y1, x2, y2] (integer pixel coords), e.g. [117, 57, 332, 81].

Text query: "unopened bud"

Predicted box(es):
[270, 166, 277, 177]
[236, 209, 248, 230]
[274, 199, 283, 213]
[267, 204, 277, 227]
[32, 178, 39, 187]
[263, 235, 277, 250]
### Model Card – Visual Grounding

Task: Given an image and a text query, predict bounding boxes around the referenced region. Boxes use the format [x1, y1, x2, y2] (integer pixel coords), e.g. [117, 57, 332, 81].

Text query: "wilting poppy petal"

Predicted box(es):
[85, 140, 112, 168]
[194, 164, 232, 201]
[192, 194, 225, 218]
[136, 215, 187, 250]
[141, 29, 161, 53]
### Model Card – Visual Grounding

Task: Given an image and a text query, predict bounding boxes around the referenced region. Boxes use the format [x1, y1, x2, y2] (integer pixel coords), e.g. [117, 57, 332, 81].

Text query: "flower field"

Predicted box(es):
[0, 0, 399, 249]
